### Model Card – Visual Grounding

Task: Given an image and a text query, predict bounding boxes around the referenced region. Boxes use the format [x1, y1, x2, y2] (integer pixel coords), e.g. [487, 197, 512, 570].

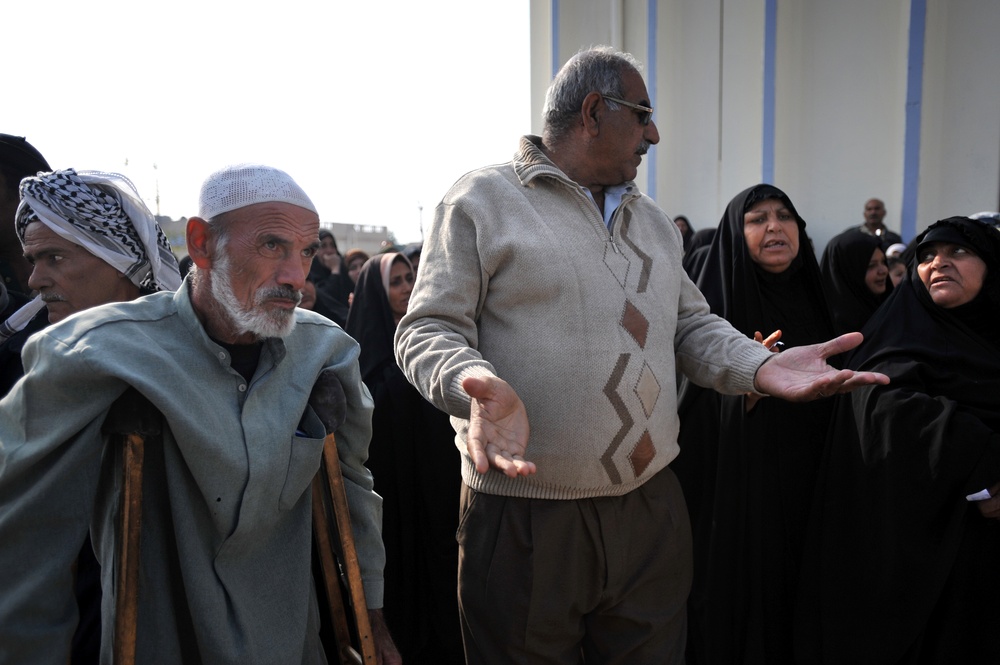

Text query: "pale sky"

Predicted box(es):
[4, 0, 532, 244]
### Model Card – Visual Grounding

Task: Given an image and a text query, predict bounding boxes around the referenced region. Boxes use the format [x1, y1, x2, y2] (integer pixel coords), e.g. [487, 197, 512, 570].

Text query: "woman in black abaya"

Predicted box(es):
[344, 253, 464, 664]
[796, 216, 1000, 664]
[675, 184, 836, 665]
[820, 230, 893, 335]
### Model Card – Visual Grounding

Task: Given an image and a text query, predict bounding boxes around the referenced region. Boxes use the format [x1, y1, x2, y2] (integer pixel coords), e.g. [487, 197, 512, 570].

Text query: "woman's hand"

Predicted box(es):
[976, 482, 1000, 520]
[746, 330, 782, 412]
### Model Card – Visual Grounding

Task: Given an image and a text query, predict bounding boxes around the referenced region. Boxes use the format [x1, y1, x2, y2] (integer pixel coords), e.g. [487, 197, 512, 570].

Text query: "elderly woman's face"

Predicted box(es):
[917, 242, 987, 308]
[743, 199, 799, 273]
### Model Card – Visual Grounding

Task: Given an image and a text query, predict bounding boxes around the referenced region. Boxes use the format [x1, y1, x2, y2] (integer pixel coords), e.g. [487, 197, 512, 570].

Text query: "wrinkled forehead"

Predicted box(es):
[221, 201, 320, 243]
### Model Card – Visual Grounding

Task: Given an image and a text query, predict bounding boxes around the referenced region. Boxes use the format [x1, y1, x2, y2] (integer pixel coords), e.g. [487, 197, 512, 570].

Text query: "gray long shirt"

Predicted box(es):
[0, 284, 383, 664]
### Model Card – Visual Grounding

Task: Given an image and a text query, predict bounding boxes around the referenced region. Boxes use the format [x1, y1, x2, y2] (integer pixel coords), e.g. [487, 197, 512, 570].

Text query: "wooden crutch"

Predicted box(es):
[101, 388, 162, 665]
[100, 376, 375, 665]
[309, 369, 376, 665]
[312, 434, 377, 664]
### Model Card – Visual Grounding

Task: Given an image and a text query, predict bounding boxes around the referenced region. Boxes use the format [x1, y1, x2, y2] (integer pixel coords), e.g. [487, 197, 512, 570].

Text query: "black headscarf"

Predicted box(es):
[797, 216, 1000, 663]
[820, 229, 893, 335]
[344, 253, 412, 384]
[674, 215, 695, 254]
[695, 183, 834, 345]
[910, 216, 1000, 348]
[682, 227, 715, 278]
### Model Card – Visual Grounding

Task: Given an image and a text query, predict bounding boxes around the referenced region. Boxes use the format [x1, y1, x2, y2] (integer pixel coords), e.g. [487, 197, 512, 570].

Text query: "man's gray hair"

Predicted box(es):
[543, 46, 643, 143]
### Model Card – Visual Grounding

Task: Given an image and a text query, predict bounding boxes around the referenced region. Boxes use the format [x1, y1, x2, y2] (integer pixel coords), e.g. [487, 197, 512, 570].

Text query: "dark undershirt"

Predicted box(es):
[213, 338, 263, 382]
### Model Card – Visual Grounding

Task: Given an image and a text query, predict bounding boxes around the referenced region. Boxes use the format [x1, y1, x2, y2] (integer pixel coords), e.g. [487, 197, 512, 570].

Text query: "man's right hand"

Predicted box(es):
[462, 376, 535, 478]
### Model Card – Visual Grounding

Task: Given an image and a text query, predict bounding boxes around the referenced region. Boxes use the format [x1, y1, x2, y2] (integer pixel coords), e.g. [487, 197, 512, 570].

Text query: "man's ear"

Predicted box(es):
[186, 217, 214, 270]
[580, 91, 604, 137]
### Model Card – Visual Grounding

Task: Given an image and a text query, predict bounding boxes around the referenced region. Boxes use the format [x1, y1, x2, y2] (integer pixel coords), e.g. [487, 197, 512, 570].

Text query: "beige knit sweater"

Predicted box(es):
[396, 136, 772, 499]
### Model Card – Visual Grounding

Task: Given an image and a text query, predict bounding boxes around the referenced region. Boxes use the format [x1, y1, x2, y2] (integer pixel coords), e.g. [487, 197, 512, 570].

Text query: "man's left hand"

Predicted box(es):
[753, 332, 889, 401]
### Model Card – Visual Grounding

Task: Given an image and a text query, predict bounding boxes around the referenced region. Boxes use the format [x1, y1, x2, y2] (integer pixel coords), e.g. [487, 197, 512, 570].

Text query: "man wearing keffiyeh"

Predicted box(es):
[0, 169, 181, 665]
[1, 168, 181, 339]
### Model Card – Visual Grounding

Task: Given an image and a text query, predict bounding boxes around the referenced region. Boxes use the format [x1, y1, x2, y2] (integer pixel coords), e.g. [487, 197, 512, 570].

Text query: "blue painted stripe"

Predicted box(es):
[647, 0, 658, 200]
[552, 0, 560, 78]
[762, 0, 777, 184]
[901, 0, 926, 242]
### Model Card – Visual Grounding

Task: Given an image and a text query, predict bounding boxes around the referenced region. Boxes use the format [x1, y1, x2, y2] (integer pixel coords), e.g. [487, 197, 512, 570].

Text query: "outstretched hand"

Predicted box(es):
[753, 332, 889, 401]
[463, 375, 535, 477]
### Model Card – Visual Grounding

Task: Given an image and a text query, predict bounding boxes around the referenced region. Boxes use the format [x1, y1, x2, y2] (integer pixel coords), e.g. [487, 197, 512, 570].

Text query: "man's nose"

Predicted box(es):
[27, 264, 49, 292]
[277, 256, 308, 291]
[645, 120, 660, 145]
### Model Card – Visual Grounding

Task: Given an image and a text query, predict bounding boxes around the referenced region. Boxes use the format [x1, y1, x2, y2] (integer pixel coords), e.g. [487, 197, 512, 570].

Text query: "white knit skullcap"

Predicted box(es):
[885, 243, 908, 259]
[198, 164, 317, 219]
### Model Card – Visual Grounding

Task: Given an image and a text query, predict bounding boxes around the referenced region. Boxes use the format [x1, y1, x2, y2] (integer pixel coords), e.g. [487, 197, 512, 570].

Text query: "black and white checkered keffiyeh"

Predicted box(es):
[15, 168, 181, 293]
[0, 169, 182, 341]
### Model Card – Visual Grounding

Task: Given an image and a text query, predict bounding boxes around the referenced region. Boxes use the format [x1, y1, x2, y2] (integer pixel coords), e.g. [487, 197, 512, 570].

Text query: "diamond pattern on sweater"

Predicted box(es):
[629, 430, 655, 477]
[603, 241, 630, 289]
[634, 362, 660, 418]
[618, 215, 653, 293]
[620, 300, 649, 349]
[600, 353, 632, 485]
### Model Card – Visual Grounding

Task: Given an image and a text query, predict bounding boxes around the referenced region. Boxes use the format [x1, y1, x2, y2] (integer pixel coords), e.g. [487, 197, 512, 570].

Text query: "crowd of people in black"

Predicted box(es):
[2, 107, 998, 665]
[672, 190, 1000, 664]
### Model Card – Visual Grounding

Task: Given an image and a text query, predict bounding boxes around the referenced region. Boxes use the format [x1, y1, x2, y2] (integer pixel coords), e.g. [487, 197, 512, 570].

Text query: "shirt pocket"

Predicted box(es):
[279, 434, 325, 511]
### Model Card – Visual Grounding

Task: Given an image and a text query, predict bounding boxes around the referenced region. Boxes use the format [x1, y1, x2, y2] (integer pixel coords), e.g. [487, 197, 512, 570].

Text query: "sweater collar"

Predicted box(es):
[512, 135, 640, 196]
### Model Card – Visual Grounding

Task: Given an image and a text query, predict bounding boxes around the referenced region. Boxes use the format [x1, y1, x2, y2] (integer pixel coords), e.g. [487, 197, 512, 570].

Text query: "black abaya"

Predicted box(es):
[796, 217, 1000, 664]
[675, 184, 836, 665]
[344, 254, 464, 664]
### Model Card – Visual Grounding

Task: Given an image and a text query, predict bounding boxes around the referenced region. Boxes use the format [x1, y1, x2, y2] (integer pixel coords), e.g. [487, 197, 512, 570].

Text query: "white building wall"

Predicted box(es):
[918, 0, 1000, 226]
[772, 0, 912, 253]
[530, 0, 1000, 255]
[656, 1, 726, 220]
[719, 0, 767, 203]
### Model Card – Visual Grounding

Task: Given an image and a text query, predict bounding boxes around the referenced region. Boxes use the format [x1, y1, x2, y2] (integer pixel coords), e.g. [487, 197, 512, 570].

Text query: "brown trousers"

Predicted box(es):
[457, 467, 692, 665]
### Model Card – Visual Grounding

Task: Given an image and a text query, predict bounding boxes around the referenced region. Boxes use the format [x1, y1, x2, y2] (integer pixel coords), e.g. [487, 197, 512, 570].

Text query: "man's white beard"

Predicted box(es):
[210, 245, 300, 339]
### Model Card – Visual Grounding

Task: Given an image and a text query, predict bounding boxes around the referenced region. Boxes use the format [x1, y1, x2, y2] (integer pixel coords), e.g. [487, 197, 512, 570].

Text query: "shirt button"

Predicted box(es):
[218, 351, 226, 360]
[238, 384, 247, 392]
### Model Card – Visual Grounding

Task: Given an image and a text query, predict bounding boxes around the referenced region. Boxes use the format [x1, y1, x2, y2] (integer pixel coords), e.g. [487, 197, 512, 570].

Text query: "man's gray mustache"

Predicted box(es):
[258, 287, 302, 305]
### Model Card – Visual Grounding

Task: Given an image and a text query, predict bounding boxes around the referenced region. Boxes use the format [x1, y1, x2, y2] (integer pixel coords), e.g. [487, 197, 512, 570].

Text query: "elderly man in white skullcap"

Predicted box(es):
[0, 164, 400, 664]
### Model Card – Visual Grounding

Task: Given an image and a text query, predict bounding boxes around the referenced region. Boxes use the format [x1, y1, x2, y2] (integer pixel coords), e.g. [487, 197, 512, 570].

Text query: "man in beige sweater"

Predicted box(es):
[395, 46, 886, 664]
